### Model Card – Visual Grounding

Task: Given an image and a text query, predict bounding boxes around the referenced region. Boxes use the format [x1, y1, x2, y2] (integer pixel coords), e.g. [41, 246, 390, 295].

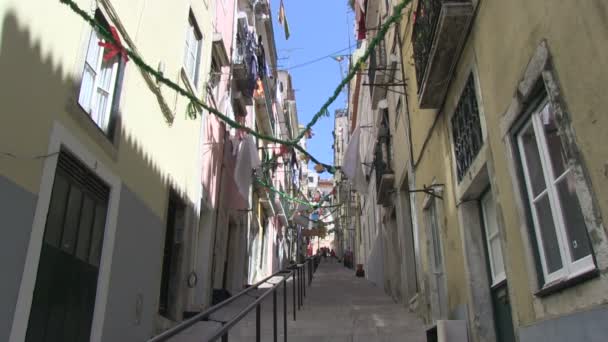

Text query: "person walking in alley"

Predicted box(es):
[330, 248, 336, 263]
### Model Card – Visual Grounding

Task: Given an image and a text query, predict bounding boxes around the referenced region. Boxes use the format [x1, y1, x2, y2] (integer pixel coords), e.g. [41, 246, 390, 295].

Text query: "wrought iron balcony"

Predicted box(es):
[374, 115, 395, 207]
[232, 14, 256, 105]
[412, 0, 473, 108]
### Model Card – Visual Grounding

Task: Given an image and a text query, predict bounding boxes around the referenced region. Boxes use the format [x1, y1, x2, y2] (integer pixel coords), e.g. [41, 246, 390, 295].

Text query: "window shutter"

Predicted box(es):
[57, 150, 110, 203]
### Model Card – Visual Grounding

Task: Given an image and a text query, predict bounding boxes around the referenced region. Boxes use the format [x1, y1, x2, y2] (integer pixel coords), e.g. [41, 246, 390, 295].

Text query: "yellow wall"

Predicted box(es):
[0, 0, 214, 218]
[470, 0, 608, 325]
[398, 8, 468, 321]
[398, 0, 608, 327]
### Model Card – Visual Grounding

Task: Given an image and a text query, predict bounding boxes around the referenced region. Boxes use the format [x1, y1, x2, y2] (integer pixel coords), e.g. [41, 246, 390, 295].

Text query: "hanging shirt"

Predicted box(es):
[234, 135, 261, 200]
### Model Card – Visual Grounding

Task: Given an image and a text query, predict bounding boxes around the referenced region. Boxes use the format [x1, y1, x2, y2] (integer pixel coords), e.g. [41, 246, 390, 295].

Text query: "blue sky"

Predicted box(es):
[270, 0, 355, 178]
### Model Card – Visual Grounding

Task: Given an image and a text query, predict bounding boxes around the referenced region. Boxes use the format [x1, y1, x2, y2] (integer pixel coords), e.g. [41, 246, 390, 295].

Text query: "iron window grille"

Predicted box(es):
[452, 74, 483, 182]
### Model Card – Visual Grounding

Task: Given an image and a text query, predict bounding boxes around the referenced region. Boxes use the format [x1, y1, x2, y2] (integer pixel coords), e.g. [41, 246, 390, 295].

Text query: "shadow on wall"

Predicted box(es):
[0, 11, 203, 341]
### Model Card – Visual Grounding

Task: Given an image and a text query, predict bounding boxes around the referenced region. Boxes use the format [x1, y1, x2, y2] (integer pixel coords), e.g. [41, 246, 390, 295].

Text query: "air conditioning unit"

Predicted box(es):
[426, 320, 467, 342]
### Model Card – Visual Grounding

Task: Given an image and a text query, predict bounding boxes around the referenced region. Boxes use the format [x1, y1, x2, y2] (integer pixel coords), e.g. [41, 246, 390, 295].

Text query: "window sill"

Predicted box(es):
[535, 267, 599, 297]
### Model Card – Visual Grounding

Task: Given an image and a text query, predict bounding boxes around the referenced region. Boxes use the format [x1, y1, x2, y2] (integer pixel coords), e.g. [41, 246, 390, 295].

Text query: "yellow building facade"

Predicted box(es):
[1, 0, 214, 340]
[395, 0, 608, 341]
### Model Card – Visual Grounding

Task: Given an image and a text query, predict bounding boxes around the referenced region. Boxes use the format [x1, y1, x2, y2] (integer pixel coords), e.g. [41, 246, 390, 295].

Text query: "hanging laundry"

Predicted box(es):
[342, 127, 368, 194]
[223, 139, 248, 210]
[234, 135, 261, 200]
[278, 0, 291, 40]
[257, 37, 266, 78]
[355, 4, 366, 41]
[237, 25, 258, 98]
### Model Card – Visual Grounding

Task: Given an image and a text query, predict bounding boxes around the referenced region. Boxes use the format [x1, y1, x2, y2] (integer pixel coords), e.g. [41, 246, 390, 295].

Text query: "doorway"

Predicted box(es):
[26, 151, 109, 342]
[426, 198, 447, 320]
[480, 191, 515, 342]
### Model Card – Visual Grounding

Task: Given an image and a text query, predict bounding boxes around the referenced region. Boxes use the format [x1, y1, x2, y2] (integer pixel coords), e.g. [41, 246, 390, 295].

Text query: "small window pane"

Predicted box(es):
[93, 91, 109, 131]
[78, 30, 101, 112]
[98, 59, 114, 91]
[539, 104, 568, 178]
[556, 172, 592, 261]
[534, 194, 563, 273]
[75, 196, 95, 261]
[44, 174, 71, 247]
[61, 185, 84, 254]
[520, 123, 547, 197]
[490, 237, 505, 278]
[85, 31, 101, 67]
[89, 204, 107, 266]
[78, 66, 96, 111]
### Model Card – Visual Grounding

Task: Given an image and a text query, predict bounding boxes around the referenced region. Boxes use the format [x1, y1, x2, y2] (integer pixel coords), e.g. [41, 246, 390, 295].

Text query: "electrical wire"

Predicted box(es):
[281, 45, 355, 71]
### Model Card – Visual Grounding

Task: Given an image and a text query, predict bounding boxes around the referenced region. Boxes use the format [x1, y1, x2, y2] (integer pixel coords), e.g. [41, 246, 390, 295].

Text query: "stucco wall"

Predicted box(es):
[0, 0, 214, 337]
[0, 176, 37, 342]
[101, 185, 164, 341]
[397, 0, 608, 334]
[460, 0, 608, 327]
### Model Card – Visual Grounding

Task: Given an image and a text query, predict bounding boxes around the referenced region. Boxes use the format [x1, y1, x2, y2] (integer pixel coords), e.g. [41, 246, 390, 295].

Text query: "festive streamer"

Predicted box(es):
[255, 178, 342, 211]
[58, 0, 412, 175]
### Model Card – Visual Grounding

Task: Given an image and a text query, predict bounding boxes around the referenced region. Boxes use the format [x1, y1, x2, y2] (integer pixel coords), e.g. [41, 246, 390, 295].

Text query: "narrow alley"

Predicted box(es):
[3, 0, 608, 341]
[166, 260, 425, 342]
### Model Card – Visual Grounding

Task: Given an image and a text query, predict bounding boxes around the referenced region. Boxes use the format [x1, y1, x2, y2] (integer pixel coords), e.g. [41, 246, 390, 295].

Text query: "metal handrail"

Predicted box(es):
[206, 276, 285, 341]
[148, 271, 283, 342]
[148, 257, 318, 342]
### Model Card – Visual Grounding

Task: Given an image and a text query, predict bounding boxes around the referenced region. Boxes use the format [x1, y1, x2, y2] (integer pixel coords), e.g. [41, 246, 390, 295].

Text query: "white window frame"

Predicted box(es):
[183, 11, 203, 88]
[480, 191, 506, 286]
[516, 100, 595, 285]
[78, 15, 120, 134]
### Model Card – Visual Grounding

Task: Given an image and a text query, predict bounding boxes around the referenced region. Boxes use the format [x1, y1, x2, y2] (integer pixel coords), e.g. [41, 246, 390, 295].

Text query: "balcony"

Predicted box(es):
[374, 123, 395, 207]
[413, 0, 473, 108]
[367, 39, 394, 109]
[232, 13, 256, 105]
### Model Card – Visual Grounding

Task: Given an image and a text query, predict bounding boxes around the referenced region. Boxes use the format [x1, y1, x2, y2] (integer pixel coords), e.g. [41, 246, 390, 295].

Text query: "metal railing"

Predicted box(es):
[148, 257, 318, 342]
[412, 0, 459, 89]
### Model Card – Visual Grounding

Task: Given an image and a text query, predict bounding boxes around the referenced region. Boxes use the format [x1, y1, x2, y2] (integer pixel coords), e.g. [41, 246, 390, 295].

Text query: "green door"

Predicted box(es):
[491, 283, 516, 342]
[26, 152, 109, 342]
[481, 191, 515, 342]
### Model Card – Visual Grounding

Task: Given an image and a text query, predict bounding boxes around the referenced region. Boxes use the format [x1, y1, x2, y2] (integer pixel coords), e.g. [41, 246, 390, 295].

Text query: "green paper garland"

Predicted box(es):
[58, 0, 412, 175]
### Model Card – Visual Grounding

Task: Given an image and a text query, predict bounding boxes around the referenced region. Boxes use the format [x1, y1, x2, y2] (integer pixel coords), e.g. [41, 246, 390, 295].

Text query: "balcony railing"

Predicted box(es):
[412, 0, 473, 108]
[374, 111, 395, 206]
[365, 38, 390, 109]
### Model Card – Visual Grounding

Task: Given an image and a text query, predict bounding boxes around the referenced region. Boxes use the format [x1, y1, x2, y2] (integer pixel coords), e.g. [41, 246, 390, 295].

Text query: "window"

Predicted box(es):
[184, 11, 203, 86]
[516, 99, 594, 284]
[481, 191, 506, 286]
[452, 74, 483, 182]
[78, 10, 122, 134]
